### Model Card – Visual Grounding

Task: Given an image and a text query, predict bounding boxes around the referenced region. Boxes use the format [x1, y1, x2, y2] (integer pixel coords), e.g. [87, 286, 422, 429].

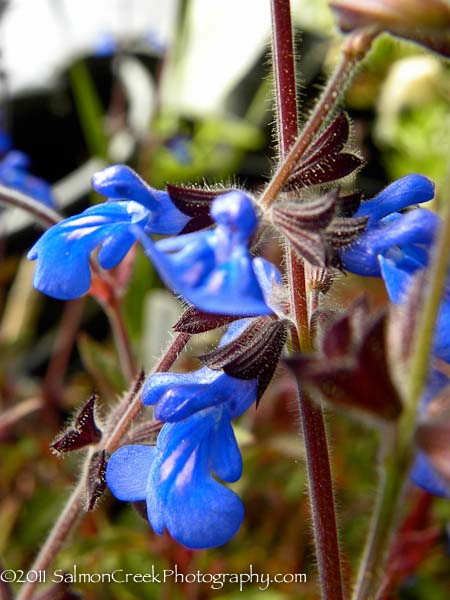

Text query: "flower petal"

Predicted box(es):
[340, 209, 439, 277]
[356, 175, 435, 224]
[209, 415, 242, 483]
[28, 201, 148, 299]
[106, 445, 157, 502]
[411, 452, 450, 498]
[92, 165, 189, 234]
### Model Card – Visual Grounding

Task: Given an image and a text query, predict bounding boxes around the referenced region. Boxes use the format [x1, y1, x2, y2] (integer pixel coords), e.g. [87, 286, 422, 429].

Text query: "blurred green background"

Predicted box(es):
[1, 1, 449, 598]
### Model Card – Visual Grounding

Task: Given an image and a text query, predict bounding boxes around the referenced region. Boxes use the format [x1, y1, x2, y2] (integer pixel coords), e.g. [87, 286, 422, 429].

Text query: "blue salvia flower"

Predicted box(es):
[0, 150, 54, 208]
[340, 174, 450, 496]
[106, 320, 260, 549]
[93, 32, 118, 57]
[340, 174, 436, 277]
[379, 248, 450, 362]
[135, 191, 273, 315]
[27, 165, 189, 300]
[411, 370, 450, 498]
[340, 173, 448, 361]
[28, 166, 274, 315]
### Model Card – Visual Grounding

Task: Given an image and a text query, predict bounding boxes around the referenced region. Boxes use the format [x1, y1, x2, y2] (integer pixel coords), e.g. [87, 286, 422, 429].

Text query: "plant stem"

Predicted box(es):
[260, 29, 377, 209]
[0, 184, 61, 228]
[103, 332, 190, 454]
[17, 484, 85, 600]
[104, 295, 138, 381]
[17, 332, 190, 600]
[352, 190, 450, 600]
[271, 2, 343, 598]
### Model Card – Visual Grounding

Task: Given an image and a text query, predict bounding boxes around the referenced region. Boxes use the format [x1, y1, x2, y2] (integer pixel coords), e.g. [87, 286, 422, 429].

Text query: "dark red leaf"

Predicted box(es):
[336, 191, 362, 217]
[300, 112, 350, 168]
[51, 394, 102, 455]
[174, 306, 241, 334]
[167, 184, 232, 217]
[289, 153, 363, 188]
[324, 215, 368, 248]
[272, 190, 338, 231]
[199, 317, 288, 402]
[86, 449, 110, 511]
[285, 303, 402, 421]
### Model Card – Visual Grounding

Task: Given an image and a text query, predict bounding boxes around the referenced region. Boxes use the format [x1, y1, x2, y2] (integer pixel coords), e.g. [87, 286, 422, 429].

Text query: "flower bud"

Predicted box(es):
[330, 0, 450, 57]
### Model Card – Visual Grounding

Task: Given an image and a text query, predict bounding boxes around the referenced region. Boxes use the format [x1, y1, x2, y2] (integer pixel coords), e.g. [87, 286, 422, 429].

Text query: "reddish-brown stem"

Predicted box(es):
[260, 29, 377, 209]
[271, 2, 344, 599]
[271, 0, 298, 154]
[17, 332, 190, 600]
[43, 298, 86, 408]
[104, 294, 138, 381]
[103, 332, 190, 454]
[296, 383, 344, 599]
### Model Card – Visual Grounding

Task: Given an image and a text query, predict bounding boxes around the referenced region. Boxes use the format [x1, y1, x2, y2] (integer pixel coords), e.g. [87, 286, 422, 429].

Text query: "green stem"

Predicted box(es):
[352, 196, 450, 600]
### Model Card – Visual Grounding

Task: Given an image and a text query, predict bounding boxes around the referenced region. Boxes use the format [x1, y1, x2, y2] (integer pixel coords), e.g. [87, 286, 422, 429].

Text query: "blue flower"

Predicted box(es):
[91, 165, 190, 235]
[340, 174, 436, 277]
[27, 165, 190, 300]
[143, 319, 258, 420]
[28, 200, 149, 299]
[411, 370, 450, 498]
[93, 32, 118, 57]
[28, 166, 273, 314]
[339, 173, 449, 361]
[106, 320, 259, 548]
[379, 248, 450, 362]
[106, 408, 245, 549]
[0, 150, 54, 207]
[135, 191, 274, 315]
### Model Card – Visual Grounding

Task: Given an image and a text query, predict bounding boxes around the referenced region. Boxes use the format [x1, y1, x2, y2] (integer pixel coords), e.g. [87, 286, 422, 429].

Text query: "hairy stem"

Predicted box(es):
[352, 193, 450, 600]
[260, 29, 377, 209]
[17, 484, 85, 600]
[17, 332, 190, 600]
[104, 295, 138, 382]
[271, 2, 343, 598]
[0, 184, 61, 228]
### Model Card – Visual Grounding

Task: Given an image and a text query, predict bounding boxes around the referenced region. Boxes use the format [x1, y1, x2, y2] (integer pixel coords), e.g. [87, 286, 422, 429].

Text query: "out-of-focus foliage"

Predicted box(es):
[1, 0, 450, 598]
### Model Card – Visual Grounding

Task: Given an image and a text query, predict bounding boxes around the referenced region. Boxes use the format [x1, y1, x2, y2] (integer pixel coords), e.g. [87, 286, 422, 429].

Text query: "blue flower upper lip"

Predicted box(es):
[340, 174, 436, 277]
[28, 168, 277, 316]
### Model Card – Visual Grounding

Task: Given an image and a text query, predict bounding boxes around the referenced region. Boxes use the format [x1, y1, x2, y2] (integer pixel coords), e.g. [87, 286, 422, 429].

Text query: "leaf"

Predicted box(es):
[85, 450, 110, 511]
[289, 153, 364, 188]
[284, 112, 364, 189]
[199, 317, 289, 401]
[167, 184, 232, 217]
[324, 215, 368, 247]
[300, 112, 350, 168]
[173, 305, 241, 334]
[51, 394, 102, 455]
[285, 301, 403, 421]
[336, 191, 362, 217]
[272, 190, 338, 231]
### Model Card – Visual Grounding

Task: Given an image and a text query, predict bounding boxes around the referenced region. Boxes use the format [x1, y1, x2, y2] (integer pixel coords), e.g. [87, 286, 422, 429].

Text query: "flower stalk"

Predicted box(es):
[260, 28, 377, 210]
[352, 189, 450, 600]
[270, 1, 344, 598]
[17, 332, 189, 600]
